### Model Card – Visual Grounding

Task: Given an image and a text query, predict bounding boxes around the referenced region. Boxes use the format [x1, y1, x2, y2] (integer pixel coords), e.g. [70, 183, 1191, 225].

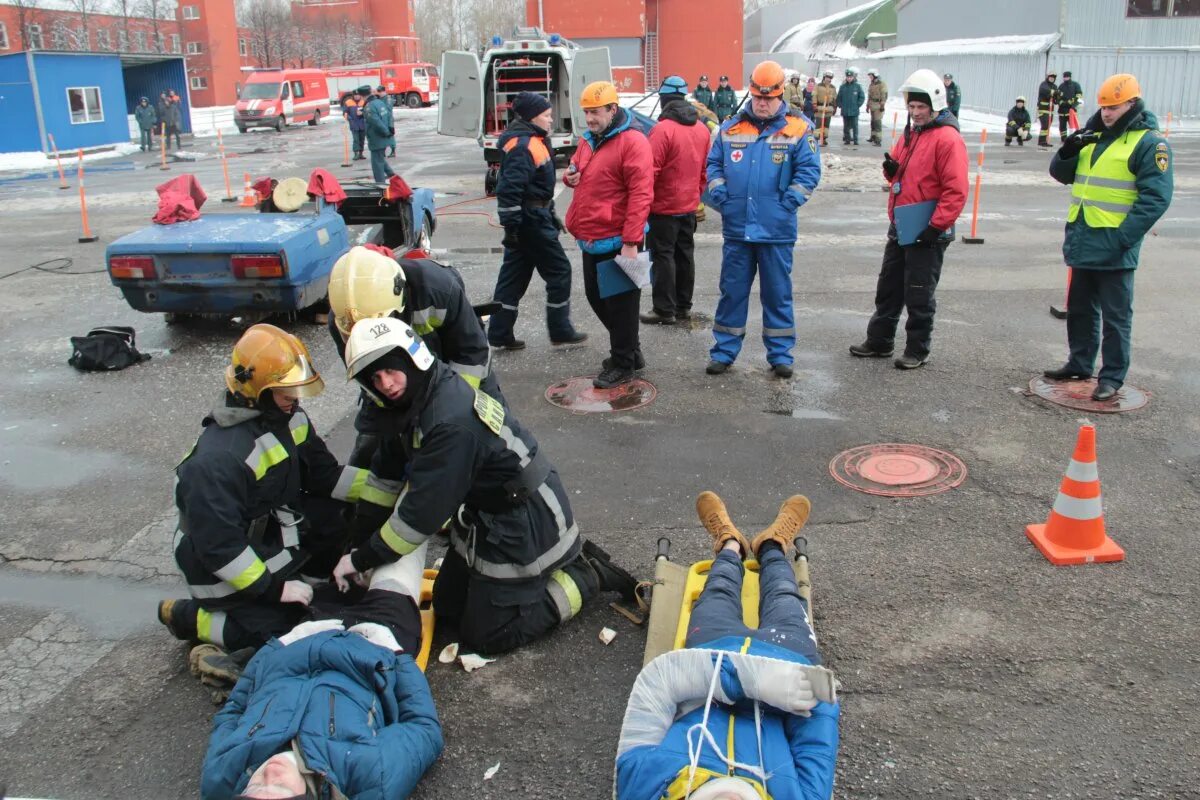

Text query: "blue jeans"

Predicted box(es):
[370, 148, 395, 182]
[685, 547, 820, 664]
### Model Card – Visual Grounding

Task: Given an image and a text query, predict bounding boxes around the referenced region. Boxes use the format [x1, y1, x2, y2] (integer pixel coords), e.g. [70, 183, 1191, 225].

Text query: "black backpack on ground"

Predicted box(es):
[68, 326, 151, 371]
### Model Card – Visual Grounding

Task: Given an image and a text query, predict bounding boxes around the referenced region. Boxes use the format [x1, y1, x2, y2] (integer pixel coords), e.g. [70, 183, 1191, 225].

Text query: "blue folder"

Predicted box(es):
[596, 258, 638, 299]
[894, 200, 938, 246]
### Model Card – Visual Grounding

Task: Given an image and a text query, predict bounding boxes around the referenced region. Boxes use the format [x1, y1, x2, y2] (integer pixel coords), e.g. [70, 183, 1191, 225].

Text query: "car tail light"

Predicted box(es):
[109, 255, 156, 280]
[232, 254, 287, 279]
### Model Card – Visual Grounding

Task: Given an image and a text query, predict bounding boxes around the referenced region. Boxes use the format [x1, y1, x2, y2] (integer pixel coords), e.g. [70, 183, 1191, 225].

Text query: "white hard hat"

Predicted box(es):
[845, 66, 860, 76]
[866, 68, 879, 77]
[898, 68, 947, 112]
[329, 246, 407, 339]
[345, 316, 434, 386]
[1016, 95, 1027, 103]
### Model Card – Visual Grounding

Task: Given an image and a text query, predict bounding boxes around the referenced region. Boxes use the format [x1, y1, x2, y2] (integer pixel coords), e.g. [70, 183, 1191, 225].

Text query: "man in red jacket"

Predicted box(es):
[565, 81, 654, 389]
[849, 68, 968, 369]
[641, 75, 714, 326]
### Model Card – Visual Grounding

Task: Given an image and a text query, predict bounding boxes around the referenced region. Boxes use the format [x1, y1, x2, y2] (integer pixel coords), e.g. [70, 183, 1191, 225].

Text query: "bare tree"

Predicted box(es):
[10, 0, 44, 50]
[417, 0, 520, 59]
[111, 0, 135, 51]
[323, 15, 373, 67]
[238, 0, 291, 68]
[65, 0, 107, 49]
[137, 0, 176, 54]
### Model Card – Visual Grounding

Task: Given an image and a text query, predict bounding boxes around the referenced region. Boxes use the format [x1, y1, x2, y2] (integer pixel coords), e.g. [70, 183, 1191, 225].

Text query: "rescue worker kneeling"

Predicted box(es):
[332, 318, 637, 655]
[201, 553, 442, 799]
[615, 493, 838, 800]
[158, 324, 399, 652]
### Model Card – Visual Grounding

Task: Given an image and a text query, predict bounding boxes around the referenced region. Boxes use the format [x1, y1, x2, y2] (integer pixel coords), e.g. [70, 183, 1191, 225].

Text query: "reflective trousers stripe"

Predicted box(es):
[763, 326, 795, 337]
[546, 299, 570, 309]
[1064, 459, 1099, 483]
[450, 522, 580, 580]
[547, 569, 584, 622]
[214, 546, 266, 590]
[196, 608, 227, 648]
[1051, 492, 1103, 520]
[712, 324, 746, 336]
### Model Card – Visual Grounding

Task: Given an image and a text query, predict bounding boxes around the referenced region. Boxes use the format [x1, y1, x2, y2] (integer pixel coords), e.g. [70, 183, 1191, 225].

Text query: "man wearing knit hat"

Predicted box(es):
[487, 91, 587, 349]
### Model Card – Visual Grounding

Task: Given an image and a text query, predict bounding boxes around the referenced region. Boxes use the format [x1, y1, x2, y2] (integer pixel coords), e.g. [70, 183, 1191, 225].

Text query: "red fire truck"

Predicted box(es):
[326, 63, 440, 108]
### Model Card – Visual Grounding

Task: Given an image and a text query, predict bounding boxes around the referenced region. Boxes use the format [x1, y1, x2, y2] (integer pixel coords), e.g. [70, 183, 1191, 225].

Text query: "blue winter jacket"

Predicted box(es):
[615, 635, 839, 800]
[706, 106, 822, 244]
[201, 630, 443, 800]
[364, 95, 395, 151]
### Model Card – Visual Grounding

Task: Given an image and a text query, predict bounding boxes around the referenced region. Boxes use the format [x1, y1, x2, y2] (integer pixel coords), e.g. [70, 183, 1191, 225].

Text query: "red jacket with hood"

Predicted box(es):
[565, 108, 654, 247]
[885, 110, 969, 231]
[648, 99, 712, 216]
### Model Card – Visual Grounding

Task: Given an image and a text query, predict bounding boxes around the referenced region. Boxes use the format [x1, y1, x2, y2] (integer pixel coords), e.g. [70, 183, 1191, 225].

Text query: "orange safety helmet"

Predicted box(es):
[1097, 74, 1141, 107]
[580, 81, 619, 109]
[225, 323, 324, 405]
[749, 60, 786, 98]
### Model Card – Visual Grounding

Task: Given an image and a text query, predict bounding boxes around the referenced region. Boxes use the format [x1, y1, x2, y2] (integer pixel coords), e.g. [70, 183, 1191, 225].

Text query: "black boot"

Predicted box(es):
[581, 540, 638, 601]
[1044, 365, 1092, 380]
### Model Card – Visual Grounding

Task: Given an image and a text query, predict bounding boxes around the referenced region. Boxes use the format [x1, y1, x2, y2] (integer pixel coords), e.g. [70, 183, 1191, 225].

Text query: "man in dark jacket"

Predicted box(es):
[694, 74, 714, 111]
[376, 84, 397, 157]
[333, 317, 638, 655]
[157, 325, 396, 653]
[1045, 74, 1172, 401]
[1037, 72, 1060, 148]
[866, 69, 887, 146]
[849, 68, 968, 370]
[488, 91, 586, 349]
[838, 67, 865, 145]
[943, 73, 961, 118]
[641, 76, 713, 325]
[713, 75, 738, 121]
[343, 87, 368, 160]
[134, 96, 157, 151]
[365, 87, 396, 183]
[1005, 96, 1032, 145]
[201, 551, 442, 799]
[162, 92, 183, 150]
[1058, 70, 1084, 137]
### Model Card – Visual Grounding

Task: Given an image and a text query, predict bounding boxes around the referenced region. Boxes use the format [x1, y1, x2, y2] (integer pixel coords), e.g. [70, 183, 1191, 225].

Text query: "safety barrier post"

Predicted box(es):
[342, 127, 352, 168]
[48, 134, 70, 190]
[962, 128, 987, 244]
[218, 129, 236, 202]
[76, 149, 99, 243]
[1165, 112, 1172, 138]
[159, 123, 169, 170]
[890, 111, 899, 146]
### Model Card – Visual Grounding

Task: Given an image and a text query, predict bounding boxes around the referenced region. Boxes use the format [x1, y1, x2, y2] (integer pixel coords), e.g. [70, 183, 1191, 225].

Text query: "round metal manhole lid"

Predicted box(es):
[1027, 377, 1149, 414]
[830, 443, 967, 497]
[545, 376, 657, 413]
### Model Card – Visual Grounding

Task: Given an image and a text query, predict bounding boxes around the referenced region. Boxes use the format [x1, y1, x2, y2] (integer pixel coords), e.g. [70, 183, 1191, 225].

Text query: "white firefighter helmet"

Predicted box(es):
[898, 68, 947, 112]
[866, 68, 879, 78]
[845, 66, 860, 76]
[1016, 95, 1027, 103]
[344, 317, 435, 386]
[822, 69, 834, 78]
[328, 246, 407, 340]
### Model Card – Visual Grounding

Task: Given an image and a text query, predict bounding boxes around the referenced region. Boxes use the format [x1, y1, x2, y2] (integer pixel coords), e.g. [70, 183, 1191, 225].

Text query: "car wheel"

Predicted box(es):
[484, 166, 499, 197]
[275, 115, 285, 132]
[308, 109, 320, 127]
[406, 92, 421, 109]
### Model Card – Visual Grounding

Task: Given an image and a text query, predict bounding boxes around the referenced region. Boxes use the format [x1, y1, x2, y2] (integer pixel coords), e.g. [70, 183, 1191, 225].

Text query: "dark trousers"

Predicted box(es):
[488, 209, 577, 344]
[685, 547, 820, 663]
[581, 248, 642, 370]
[842, 115, 859, 144]
[1064, 267, 1135, 387]
[351, 128, 365, 156]
[1038, 110, 1053, 144]
[370, 148, 395, 182]
[309, 583, 422, 656]
[166, 124, 182, 149]
[647, 212, 697, 316]
[865, 234, 948, 359]
[139, 128, 153, 150]
[1059, 111, 1074, 136]
[1005, 121, 1030, 144]
[869, 109, 884, 142]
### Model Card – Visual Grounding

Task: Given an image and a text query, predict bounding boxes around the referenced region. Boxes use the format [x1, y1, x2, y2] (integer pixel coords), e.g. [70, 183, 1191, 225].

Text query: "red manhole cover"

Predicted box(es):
[1027, 377, 1149, 414]
[545, 376, 657, 413]
[830, 444, 967, 497]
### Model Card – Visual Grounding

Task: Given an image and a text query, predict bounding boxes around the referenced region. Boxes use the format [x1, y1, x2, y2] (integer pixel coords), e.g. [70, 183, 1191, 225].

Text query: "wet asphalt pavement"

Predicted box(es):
[0, 110, 1198, 799]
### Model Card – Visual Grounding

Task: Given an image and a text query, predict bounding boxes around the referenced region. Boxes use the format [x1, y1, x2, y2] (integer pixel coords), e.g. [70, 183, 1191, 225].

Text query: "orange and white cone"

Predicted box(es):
[238, 173, 257, 208]
[1025, 424, 1124, 565]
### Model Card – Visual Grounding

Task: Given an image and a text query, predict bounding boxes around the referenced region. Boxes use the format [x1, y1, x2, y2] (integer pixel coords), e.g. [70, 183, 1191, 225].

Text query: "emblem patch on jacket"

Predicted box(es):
[473, 390, 505, 435]
[1155, 142, 1169, 173]
[731, 150, 744, 163]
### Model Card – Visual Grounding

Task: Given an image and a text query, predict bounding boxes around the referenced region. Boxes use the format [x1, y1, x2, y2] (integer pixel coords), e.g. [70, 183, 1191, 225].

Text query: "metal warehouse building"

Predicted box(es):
[0, 50, 191, 154]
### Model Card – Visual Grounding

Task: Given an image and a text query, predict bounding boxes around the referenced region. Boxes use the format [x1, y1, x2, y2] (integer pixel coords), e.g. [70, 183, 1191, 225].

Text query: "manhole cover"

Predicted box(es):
[1027, 377, 1149, 414]
[830, 443, 967, 497]
[545, 376, 656, 413]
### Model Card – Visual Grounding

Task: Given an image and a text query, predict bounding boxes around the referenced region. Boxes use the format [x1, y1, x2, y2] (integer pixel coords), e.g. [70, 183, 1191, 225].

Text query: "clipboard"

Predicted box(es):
[596, 258, 638, 298]
[893, 200, 938, 246]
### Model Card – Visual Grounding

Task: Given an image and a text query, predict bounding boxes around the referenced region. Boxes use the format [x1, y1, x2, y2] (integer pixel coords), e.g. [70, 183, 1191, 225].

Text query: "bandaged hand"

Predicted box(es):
[333, 553, 365, 593]
[280, 580, 313, 606]
[737, 659, 819, 717]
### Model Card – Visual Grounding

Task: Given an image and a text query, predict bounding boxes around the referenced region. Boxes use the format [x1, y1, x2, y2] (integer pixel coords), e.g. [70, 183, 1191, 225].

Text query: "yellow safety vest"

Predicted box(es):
[1067, 129, 1147, 228]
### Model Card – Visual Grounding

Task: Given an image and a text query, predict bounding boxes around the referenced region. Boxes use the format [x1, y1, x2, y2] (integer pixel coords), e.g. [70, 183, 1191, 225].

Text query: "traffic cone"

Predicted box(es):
[1025, 425, 1124, 565]
[237, 172, 257, 208]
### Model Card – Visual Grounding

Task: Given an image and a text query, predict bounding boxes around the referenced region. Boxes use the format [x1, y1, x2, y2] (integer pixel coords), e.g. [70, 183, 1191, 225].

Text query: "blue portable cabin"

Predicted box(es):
[0, 50, 190, 155]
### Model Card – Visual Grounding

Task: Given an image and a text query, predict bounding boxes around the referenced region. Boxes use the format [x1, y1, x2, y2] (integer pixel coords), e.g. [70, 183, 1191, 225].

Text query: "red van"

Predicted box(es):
[235, 69, 331, 133]
[380, 62, 440, 108]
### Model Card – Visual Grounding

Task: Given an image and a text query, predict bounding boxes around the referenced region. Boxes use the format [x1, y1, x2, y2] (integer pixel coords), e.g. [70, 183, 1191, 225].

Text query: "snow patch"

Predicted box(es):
[0, 143, 141, 174]
[869, 33, 1060, 59]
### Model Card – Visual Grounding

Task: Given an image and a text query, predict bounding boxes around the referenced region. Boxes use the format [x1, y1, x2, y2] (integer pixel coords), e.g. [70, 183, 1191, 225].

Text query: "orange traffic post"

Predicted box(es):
[1050, 268, 1071, 319]
[341, 127, 352, 168]
[962, 128, 987, 244]
[889, 110, 899, 145]
[238, 172, 258, 208]
[76, 149, 99, 243]
[159, 123, 169, 171]
[47, 134, 69, 190]
[1164, 111, 1172, 138]
[218, 129, 237, 203]
[1026, 424, 1124, 566]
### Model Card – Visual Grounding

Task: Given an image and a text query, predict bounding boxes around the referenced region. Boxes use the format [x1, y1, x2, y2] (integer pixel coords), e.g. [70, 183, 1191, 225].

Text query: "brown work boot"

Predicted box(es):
[751, 495, 812, 556]
[696, 491, 751, 557]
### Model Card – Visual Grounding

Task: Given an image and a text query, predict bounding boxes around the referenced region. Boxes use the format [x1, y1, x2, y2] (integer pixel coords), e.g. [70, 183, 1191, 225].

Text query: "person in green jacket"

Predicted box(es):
[713, 75, 738, 121]
[1045, 74, 1172, 402]
[134, 97, 158, 151]
[364, 84, 396, 184]
[693, 74, 714, 112]
[836, 67, 865, 145]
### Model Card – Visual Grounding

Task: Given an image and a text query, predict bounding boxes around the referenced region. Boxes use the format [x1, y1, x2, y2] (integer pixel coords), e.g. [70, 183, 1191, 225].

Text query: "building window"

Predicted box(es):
[133, 30, 146, 50]
[0, 22, 9, 50]
[1127, 0, 1200, 14]
[170, 33, 180, 52]
[239, 38, 247, 56]
[190, 76, 208, 90]
[117, 28, 128, 50]
[67, 86, 103, 124]
[96, 27, 110, 50]
[186, 41, 203, 54]
[182, 5, 200, 19]
[26, 23, 43, 49]
[50, 22, 67, 49]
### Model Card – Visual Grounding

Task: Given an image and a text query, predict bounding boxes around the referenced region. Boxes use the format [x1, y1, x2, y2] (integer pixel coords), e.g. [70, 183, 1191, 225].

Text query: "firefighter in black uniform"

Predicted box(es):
[1037, 72, 1061, 148]
[488, 91, 587, 349]
[157, 324, 399, 652]
[1058, 70, 1084, 137]
[1005, 96, 1032, 145]
[332, 317, 636, 655]
[327, 245, 501, 467]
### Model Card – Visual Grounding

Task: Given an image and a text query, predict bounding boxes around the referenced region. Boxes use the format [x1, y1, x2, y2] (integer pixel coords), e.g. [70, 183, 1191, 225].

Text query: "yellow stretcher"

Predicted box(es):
[416, 568, 438, 671]
[641, 537, 811, 665]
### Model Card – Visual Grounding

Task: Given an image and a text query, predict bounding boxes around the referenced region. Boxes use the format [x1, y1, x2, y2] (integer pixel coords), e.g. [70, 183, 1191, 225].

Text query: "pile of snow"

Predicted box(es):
[770, 0, 888, 59]
[0, 142, 141, 174]
[870, 33, 1060, 60]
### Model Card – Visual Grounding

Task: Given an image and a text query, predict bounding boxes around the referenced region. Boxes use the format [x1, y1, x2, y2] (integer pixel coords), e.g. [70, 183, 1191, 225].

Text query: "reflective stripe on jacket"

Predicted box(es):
[1068, 130, 1147, 227]
[496, 118, 556, 229]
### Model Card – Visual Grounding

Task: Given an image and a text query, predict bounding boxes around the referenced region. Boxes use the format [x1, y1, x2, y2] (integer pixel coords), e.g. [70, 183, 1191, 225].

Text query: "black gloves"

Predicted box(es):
[883, 153, 899, 180]
[915, 225, 944, 246]
[502, 227, 520, 250]
[1058, 130, 1099, 160]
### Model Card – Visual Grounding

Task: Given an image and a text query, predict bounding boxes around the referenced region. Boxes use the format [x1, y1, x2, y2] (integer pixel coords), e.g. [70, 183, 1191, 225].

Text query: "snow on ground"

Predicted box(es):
[0, 143, 142, 174]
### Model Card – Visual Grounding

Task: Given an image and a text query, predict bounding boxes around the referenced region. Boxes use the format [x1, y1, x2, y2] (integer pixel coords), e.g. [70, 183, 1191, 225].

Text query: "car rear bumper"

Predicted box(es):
[113, 280, 327, 314]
